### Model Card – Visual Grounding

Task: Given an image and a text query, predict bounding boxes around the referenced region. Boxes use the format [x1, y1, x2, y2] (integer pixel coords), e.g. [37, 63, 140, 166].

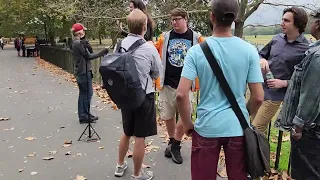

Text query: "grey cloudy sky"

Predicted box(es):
[246, 0, 319, 25]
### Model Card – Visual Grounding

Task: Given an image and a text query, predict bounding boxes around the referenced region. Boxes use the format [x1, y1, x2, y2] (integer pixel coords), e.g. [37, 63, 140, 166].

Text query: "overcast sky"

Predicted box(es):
[245, 0, 319, 25]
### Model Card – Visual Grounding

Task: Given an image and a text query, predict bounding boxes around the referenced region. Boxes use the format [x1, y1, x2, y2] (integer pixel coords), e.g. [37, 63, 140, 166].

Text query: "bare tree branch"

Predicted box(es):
[244, 0, 264, 20]
[263, 2, 316, 11]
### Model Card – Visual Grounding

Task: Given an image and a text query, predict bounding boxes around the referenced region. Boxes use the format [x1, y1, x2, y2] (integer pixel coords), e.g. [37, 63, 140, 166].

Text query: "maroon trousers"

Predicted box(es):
[191, 131, 247, 180]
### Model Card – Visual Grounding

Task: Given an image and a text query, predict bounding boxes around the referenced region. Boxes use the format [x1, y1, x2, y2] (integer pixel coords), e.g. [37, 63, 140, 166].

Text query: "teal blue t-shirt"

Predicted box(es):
[181, 36, 263, 138]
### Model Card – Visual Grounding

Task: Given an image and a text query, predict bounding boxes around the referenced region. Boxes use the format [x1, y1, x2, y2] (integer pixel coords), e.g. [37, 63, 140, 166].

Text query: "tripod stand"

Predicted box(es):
[78, 55, 101, 142]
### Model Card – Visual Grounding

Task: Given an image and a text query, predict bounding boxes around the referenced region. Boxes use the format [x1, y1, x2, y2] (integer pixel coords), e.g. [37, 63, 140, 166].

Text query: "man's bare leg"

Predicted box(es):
[132, 137, 145, 176]
[118, 133, 130, 165]
[115, 133, 130, 177]
[165, 118, 176, 141]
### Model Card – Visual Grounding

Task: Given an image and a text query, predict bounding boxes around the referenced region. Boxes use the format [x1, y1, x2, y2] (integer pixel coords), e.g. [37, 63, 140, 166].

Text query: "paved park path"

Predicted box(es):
[0, 47, 225, 180]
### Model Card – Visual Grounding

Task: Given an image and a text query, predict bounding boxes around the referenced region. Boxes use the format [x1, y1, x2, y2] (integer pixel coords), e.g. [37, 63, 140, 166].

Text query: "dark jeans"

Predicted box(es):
[291, 132, 320, 180]
[76, 72, 93, 120]
[191, 131, 247, 180]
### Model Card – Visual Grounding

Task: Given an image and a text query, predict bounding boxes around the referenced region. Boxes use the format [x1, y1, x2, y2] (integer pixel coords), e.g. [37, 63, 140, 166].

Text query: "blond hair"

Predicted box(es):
[127, 9, 147, 35]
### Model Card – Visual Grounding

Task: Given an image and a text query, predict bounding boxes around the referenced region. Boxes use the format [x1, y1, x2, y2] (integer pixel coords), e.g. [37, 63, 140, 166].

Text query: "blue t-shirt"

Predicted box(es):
[181, 36, 263, 138]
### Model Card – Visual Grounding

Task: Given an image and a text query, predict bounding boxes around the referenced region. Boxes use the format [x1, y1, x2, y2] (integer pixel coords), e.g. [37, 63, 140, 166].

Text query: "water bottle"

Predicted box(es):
[266, 71, 274, 80]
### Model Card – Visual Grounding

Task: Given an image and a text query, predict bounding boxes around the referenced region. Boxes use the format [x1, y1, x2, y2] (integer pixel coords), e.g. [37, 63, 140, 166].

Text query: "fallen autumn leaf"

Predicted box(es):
[142, 164, 151, 168]
[64, 140, 72, 144]
[63, 144, 71, 148]
[75, 175, 87, 180]
[49, 151, 57, 155]
[25, 137, 36, 141]
[126, 150, 133, 158]
[42, 156, 54, 161]
[0, 117, 10, 121]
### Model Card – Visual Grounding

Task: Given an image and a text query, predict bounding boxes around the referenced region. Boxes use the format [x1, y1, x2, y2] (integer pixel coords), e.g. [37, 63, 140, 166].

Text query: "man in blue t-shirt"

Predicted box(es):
[176, 0, 264, 179]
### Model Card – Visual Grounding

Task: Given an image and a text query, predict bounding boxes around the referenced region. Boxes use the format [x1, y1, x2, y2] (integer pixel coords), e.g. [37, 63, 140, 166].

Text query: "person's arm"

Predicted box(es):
[247, 47, 265, 115]
[247, 83, 264, 115]
[259, 39, 274, 60]
[150, 46, 162, 79]
[176, 47, 197, 134]
[73, 40, 108, 60]
[293, 54, 320, 129]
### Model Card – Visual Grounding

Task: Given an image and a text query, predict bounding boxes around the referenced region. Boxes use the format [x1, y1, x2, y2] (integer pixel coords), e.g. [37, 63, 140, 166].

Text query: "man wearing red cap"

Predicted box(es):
[71, 23, 109, 124]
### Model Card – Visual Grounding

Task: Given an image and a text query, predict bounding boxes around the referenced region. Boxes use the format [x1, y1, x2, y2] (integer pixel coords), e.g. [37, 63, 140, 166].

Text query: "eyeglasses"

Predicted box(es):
[171, 17, 184, 22]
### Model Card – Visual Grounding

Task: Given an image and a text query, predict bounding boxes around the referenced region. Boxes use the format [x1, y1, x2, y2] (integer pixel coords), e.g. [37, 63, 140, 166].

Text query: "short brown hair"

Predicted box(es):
[127, 9, 147, 35]
[170, 8, 188, 19]
[283, 7, 308, 33]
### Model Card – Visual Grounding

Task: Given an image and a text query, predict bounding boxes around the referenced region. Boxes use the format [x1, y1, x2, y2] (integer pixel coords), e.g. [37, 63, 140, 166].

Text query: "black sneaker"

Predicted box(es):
[89, 114, 99, 121]
[79, 119, 97, 124]
[170, 144, 183, 164]
[164, 144, 172, 158]
[79, 116, 97, 124]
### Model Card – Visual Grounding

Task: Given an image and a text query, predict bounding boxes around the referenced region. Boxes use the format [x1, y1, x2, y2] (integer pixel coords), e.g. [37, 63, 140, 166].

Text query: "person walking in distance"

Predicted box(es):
[114, 9, 161, 180]
[176, 0, 264, 179]
[252, 7, 310, 133]
[154, 8, 204, 164]
[70, 23, 109, 124]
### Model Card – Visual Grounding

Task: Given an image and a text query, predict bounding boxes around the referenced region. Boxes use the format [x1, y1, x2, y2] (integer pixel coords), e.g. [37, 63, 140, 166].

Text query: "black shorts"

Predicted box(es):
[121, 93, 157, 138]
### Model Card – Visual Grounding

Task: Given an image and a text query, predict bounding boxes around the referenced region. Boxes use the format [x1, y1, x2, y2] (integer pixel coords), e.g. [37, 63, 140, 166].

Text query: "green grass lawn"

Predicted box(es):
[244, 34, 313, 46]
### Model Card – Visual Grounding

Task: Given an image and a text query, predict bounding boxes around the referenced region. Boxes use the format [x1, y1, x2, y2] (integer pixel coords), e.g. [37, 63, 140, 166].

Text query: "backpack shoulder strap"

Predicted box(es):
[116, 40, 126, 52]
[128, 39, 146, 53]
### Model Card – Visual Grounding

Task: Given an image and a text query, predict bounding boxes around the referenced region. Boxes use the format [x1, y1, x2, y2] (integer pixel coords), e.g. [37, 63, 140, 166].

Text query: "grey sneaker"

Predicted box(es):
[114, 161, 128, 177]
[131, 170, 154, 180]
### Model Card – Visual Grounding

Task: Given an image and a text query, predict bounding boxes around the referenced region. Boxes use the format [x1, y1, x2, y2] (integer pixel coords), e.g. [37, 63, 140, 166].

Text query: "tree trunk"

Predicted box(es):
[234, 20, 244, 38]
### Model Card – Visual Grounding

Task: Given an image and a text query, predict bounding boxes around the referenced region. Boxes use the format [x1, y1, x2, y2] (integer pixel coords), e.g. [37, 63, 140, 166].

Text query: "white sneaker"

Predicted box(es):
[114, 161, 128, 177]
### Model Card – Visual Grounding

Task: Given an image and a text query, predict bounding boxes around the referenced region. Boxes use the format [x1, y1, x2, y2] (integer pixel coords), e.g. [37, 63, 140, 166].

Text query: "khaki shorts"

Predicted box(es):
[158, 85, 194, 120]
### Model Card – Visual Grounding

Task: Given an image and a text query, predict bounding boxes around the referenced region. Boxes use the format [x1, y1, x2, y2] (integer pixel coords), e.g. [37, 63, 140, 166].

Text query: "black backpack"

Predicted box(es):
[99, 39, 148, 109]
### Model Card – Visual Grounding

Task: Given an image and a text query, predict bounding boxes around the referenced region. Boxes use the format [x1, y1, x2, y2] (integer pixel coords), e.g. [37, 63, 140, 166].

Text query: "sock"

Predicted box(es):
[132, 174, 142, 178]
[173, 139, 181, 146]
[168, 138, 174, 145]
[117, 162, 126, 168]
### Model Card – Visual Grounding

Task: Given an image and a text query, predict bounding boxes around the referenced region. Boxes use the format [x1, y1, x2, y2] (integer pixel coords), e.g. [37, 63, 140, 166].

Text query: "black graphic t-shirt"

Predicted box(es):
[164, 29, 193, 89]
